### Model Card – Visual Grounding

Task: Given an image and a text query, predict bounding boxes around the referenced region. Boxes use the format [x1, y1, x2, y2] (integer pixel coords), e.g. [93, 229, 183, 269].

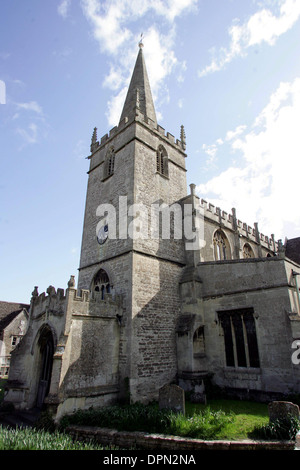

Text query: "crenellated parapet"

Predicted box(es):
[30, 285, 66, 320]
[67, 285, 124, 320]
[199, 198, 278, 253]
[89, 112, 187, 159]
[30, 277, 124, 324]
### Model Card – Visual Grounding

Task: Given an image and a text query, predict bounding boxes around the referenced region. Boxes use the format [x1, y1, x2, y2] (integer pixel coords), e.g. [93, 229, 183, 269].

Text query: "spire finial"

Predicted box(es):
[139, 33, 144, 48]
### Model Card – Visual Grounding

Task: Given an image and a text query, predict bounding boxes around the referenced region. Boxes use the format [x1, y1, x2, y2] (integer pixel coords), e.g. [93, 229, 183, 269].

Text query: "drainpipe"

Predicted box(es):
[292, 271, 300, 313]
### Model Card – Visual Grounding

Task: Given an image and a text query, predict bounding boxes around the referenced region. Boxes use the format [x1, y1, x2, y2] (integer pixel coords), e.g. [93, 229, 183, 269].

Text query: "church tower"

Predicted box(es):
[77, 41, 188, 401]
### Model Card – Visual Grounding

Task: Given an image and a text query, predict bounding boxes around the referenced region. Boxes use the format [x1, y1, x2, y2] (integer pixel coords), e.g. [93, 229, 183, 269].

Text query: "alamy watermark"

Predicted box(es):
[292, 340, 300, 365]
[0, 80, 6, 104]
[95, 196, 204, 251]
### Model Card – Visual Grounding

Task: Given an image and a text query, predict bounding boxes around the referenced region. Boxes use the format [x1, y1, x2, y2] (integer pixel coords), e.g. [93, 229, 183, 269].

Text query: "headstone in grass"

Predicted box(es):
[268, 401, 300, 423]
[159, 384, 185, 415]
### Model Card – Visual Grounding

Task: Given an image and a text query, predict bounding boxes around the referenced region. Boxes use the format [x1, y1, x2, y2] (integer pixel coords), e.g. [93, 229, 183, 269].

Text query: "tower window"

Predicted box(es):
[156, 145, 168, 177]
[213, 229, 231, 261]
[218, 308, 260, 368]
[92, 269, 112, 300]
[103, 147, 115, 180]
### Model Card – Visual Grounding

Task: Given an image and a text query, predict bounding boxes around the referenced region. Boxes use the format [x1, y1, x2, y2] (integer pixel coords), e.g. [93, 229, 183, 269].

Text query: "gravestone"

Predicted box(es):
[159, 384, 185, 415]
[190, 379, 207, 404]
[268, 401, 300, 423]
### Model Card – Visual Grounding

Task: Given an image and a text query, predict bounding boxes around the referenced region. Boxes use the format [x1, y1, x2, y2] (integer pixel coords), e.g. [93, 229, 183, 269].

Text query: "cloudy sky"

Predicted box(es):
[1, 0, 300, 302]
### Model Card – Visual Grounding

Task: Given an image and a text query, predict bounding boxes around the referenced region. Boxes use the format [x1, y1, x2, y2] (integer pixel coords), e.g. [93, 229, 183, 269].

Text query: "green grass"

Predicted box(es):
[0, 425, 119, 450]
[60, 399, 270, 441]
[185, 399, 269, 440]
[1, 399, 296, 449]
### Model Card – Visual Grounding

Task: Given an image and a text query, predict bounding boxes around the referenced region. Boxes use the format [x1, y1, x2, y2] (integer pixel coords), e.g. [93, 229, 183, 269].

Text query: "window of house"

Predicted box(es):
[92, 268, 112, 300]
[156, 145, 168, 177]
[218, 308, 260, 368]
[243, 243, 255, 258]
[213, 229, 231, 261]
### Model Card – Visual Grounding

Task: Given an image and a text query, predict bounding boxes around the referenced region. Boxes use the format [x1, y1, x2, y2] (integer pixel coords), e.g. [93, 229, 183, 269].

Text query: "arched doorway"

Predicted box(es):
[36, 327, 54, 409]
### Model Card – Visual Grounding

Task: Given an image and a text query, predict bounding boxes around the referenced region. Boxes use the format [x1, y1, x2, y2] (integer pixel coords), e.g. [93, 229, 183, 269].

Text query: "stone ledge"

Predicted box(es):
[66, 425, 294, 451]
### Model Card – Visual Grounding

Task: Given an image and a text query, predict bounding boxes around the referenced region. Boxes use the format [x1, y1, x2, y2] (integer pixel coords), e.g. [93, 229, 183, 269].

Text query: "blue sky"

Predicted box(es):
[1, 0, 300, 303]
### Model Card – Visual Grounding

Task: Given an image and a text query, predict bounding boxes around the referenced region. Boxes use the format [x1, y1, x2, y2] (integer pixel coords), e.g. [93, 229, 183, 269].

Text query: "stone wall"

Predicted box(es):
[66, 425, 294, 450]
[195, 257, 300, 396]
[129, 253, 184, 403]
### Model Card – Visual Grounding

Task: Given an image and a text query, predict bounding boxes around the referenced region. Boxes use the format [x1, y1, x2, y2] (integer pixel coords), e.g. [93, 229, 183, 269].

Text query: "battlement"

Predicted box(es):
[199, 198, 278, 252]
[31, 283, 122, 307]
[30, 278, 123, 322]
[90, 110, 186, 156]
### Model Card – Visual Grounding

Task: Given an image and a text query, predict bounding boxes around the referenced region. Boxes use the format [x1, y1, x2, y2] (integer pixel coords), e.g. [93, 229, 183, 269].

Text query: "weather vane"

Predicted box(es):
[139, 33, 144, 47]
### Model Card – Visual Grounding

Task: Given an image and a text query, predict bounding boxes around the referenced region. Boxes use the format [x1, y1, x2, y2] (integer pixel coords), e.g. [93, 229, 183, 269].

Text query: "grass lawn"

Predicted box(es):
[60, 399, 270, 441]
[185, 399, 269, 440]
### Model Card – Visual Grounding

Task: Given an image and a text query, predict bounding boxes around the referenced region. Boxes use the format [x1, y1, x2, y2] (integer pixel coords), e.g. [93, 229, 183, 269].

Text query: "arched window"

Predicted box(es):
[213, 229, 231, 261]
[243, 243, 255, 259]
[92, 269, 112, 299]
[156, 145, 168, 177]
[103, 147, 115, 180]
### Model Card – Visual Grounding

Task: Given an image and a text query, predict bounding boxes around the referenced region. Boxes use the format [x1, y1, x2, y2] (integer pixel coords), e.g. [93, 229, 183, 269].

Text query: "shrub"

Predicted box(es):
[250, 414, 300, 441]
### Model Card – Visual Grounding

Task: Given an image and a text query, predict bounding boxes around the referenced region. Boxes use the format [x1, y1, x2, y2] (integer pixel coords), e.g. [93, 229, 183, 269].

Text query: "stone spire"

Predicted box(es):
[119, 41, 157, 126]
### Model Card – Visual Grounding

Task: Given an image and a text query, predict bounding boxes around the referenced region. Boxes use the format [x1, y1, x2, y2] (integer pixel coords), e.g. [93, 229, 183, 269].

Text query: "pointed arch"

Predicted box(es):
[103, 146, 115, 180]
[91, 268, 112, 299]
[243, 243, 255, 258]
[156, 145, 169, 177]
[34, 324, 56, 408]
[213, 229, 231, 261]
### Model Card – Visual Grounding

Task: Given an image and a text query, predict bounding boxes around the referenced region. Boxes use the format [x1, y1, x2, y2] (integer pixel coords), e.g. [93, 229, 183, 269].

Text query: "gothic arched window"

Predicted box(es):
[92, 269, 112, 299]
[243, 243, 255, 259]
[213, 229, 231, 261]
[103, 147, 115, 180]
[156, 145, 168, 177]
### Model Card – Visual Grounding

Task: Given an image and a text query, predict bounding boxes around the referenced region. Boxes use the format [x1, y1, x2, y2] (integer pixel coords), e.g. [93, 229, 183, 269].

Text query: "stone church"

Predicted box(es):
[4, 42, 300, 421]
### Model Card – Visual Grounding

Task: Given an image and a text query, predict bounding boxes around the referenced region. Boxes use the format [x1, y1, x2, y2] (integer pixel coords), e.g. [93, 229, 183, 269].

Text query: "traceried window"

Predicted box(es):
[243, 243, 255, 259]
[92, 269, 112, 300]
[213, 229, 231, 261]
[156, 145, 168, 177]
[218, 308, 260, 368]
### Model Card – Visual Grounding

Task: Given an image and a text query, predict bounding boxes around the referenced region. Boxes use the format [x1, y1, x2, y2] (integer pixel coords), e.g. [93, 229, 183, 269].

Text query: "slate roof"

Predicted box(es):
[0, 301, 29, 331]
[285, 237, 300, 265]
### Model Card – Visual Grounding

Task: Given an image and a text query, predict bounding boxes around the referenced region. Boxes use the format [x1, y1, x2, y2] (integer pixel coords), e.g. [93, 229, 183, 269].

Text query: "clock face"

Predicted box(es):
[97, 224, 108, 245]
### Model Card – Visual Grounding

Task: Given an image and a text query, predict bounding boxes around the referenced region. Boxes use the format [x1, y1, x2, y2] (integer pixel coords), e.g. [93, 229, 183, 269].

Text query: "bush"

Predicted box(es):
[250, 414, 300, 441]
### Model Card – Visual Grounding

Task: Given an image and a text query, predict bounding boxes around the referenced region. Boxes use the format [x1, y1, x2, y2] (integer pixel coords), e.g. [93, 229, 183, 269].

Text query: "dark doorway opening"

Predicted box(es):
[36, 328, 54, 409]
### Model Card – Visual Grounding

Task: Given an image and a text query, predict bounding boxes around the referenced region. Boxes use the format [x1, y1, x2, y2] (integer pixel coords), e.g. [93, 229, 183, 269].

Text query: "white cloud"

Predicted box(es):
[16, 101, 43, 115]
[58, 0, 72, 18]
[225, 125, 247, 141]
[16, 123, 38, 146]
[196, 77, 300, 239]
[199, 0, 300, 77]
[80, 0, 197, 126]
